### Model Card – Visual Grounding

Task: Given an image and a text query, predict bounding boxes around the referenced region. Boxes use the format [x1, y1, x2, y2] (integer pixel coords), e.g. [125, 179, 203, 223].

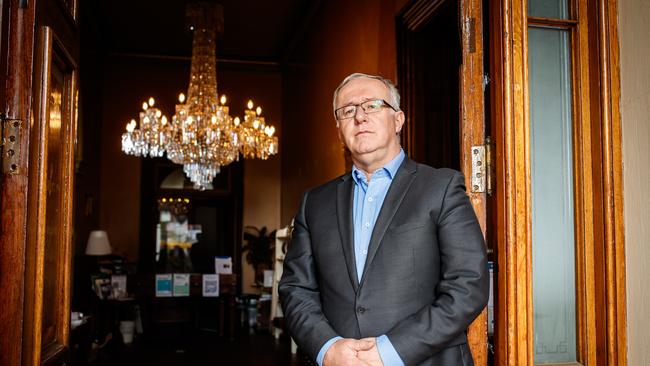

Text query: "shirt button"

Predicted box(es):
[368, 196, 374, 202]
[364, 222, 370, 228]
[357, 306, 366, 314]
[362, 249, 368, 255]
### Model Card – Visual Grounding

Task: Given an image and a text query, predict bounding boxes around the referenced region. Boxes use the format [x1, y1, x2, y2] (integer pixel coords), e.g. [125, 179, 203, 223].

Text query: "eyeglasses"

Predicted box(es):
[334, 99, 396, 121]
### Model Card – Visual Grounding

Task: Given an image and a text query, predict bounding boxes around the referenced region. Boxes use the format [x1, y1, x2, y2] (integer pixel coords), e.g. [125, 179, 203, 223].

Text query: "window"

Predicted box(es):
[528, 8, 577, 363]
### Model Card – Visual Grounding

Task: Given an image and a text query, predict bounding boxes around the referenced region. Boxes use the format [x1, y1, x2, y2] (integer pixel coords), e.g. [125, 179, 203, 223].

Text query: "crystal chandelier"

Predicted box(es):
[121, 2, 278, 190]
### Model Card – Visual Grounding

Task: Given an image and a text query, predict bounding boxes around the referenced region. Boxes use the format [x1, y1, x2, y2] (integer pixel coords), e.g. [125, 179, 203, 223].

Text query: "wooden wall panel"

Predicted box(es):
[281, 0, 397, 225]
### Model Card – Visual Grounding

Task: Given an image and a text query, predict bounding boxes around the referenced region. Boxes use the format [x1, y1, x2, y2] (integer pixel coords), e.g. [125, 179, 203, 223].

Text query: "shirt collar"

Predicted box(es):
[351, 149, 405, 185]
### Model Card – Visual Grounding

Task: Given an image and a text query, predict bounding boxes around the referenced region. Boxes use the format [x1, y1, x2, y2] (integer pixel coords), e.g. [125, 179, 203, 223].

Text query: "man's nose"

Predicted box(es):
[354, 107, 368, 123]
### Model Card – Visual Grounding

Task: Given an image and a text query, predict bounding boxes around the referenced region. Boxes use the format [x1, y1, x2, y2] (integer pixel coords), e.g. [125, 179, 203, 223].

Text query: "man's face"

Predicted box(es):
[335, 78, 404, 164]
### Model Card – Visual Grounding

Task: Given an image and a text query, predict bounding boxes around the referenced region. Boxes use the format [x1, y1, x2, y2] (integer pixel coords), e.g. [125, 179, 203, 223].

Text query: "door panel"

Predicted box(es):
[23, 26, 77, 366]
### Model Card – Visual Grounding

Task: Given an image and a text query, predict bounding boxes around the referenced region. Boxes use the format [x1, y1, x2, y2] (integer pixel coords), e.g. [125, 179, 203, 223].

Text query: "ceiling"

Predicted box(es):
[88, 0, 318, 63]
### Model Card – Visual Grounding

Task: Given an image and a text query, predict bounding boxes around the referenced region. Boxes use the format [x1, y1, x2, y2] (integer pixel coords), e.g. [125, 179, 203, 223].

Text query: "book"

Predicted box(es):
[173, 273, 190, 297]
[202, 274, 220, 297]
[155, 274, 173, 297]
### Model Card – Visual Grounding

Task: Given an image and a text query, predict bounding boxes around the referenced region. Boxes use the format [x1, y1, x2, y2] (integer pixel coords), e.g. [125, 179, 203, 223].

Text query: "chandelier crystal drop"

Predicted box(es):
[121, 3, 278, 190]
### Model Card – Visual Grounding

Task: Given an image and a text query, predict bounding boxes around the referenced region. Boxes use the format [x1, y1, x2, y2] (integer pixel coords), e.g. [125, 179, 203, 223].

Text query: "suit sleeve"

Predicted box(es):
[279, 191, 339, 360]
[386, 172, 489, 365]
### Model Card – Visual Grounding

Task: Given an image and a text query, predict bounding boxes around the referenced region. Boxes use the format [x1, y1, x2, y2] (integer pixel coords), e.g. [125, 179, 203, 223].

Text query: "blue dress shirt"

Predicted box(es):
[316, 149, 406, 366]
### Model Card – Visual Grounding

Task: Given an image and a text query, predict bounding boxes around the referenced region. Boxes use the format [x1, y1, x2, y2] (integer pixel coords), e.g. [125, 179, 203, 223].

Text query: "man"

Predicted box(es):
[279, 73, 489, 366]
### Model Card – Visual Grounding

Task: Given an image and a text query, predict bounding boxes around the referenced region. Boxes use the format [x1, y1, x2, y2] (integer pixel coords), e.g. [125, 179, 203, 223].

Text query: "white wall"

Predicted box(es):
[619, 0, 650, 364]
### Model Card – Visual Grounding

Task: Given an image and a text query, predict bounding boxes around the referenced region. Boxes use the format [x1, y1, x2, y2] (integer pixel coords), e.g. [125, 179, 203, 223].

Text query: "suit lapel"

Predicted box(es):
[359, 158, 417, 286]
[336, 174, 359, 292]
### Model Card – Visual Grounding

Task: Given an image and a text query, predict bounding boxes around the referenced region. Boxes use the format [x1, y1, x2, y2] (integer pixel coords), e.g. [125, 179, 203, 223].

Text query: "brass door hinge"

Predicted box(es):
[1, 115, 23, 174]
[471, 136, 495, 196]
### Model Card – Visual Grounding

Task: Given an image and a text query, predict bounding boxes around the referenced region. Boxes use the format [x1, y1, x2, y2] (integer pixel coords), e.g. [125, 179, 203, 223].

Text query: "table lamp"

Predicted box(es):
[85, 230, 112, 256]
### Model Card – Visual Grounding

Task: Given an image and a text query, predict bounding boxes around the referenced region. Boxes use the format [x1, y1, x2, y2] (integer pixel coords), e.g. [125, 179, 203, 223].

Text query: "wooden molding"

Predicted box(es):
[497, 0, 534, 364]
[23, 26, 54, 366]
[400, 0, 446, 31]
[573, 0, 597, 363]
[598, 0, 627, 365]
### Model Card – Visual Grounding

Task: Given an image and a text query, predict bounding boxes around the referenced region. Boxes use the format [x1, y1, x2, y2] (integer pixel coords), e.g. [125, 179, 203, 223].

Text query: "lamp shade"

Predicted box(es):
[85, 230, 112, 256]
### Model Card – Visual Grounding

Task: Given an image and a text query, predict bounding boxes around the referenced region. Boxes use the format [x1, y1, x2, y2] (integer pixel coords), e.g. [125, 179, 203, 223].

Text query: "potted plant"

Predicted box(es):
[242, 226, 276, 286]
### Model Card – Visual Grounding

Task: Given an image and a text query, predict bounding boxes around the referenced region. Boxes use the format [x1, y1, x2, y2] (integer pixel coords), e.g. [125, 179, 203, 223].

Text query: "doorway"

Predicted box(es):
[399, 0, 461, 171]
[397, 0, 490, 364]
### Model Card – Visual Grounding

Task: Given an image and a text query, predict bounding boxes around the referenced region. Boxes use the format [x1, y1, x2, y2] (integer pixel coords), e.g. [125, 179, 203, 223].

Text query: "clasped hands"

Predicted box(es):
[323, 337, 384, 366]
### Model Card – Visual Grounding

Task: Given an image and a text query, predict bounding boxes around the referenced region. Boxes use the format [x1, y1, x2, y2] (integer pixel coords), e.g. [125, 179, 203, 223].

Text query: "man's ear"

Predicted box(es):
[394, 111, 405, 134]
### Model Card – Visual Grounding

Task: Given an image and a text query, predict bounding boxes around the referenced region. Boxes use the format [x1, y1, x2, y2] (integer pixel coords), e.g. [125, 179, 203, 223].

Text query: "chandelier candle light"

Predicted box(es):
[121, 2, 278, 190]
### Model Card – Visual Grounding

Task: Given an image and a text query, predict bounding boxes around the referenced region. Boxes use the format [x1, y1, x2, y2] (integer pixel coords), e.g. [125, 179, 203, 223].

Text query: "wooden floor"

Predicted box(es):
[90, 332, 302, 366]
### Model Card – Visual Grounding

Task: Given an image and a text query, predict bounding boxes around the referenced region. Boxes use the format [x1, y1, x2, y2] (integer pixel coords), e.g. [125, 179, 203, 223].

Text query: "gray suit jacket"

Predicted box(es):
[279, 158, 489, 366]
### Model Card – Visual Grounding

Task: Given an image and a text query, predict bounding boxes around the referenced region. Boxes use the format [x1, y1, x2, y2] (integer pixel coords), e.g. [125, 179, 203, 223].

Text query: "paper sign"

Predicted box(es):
[155, 274, 173, 297]
[202, 274, 220, 297]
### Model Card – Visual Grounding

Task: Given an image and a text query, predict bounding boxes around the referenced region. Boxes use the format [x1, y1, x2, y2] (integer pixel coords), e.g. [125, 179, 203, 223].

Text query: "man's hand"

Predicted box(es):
[356, 338, 384, 366]
[323, 338, 375, 366]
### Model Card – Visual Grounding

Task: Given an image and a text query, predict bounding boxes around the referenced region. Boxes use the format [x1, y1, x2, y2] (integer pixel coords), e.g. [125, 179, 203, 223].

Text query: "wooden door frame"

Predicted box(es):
[490, 0, 627, 365]
[0, 1, 37, 364]
[458, 0, 488, 364]
[397, 0, 488, 364]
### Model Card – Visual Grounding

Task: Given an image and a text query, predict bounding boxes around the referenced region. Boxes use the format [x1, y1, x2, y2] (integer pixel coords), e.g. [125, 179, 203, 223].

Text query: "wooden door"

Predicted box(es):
[0, 1, 38, 365]
[397, 0, 488, 364]
[0, 1, 79, 365]
[489, 0, 628, 365]
[23, 24, 78, 366]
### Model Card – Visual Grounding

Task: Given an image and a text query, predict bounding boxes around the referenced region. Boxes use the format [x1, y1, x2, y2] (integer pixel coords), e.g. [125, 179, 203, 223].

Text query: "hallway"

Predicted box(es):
[1, 0, 648, 365]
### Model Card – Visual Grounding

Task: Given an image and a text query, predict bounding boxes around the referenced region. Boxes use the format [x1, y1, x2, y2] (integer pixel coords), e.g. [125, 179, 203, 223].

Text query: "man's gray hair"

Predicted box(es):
[332, 73, 401, 117]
